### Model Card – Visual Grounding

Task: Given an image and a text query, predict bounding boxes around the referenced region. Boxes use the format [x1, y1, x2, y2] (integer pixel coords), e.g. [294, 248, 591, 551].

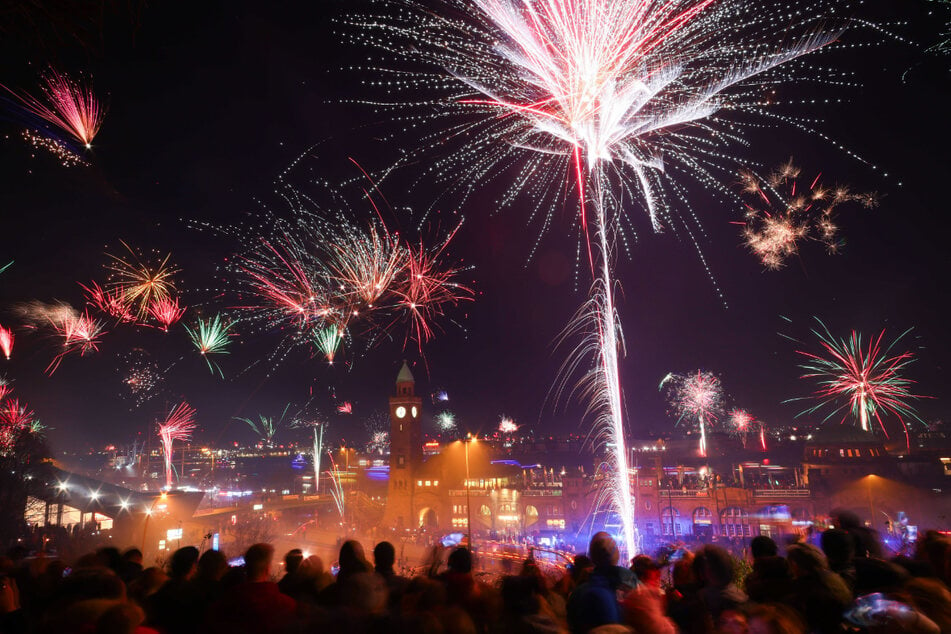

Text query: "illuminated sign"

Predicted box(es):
[167, 528, 183, 541]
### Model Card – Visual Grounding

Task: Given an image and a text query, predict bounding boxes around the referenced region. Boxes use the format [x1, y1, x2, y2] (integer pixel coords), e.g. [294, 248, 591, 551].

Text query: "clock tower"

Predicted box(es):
[382, 361, 423, 529]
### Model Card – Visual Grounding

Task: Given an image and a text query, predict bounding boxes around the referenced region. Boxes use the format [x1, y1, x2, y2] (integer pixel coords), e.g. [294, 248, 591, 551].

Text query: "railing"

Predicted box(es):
[658, 489, 711, 499]
[753, 489, 810, 498]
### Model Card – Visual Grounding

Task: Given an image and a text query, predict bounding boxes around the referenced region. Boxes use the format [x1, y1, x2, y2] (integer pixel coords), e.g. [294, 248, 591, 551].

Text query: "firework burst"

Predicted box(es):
[158, 402, 197, 489]
[3, 69, 105, 149]
[80, 281, 135, 323]
[206, 165, 472, 373]
[435, 410, 457, 433]
[663, 370, 725, 457]
[311, 325, 345, 364]
[120, 349, 164, 408]
[737, 160, 877, 269]
[46, 309, 106, 375]
[185, 314, 234, 377]
[106, 241, 178, 320]
[789, 319, 927, 448]
[498, 416, 518, 434]
[237, 404, 291, 446]
[148, 297, 185, 331]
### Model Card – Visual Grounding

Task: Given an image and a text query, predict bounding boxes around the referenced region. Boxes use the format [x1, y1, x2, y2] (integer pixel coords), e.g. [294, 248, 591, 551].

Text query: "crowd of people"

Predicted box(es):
[2, 515, 951, 633]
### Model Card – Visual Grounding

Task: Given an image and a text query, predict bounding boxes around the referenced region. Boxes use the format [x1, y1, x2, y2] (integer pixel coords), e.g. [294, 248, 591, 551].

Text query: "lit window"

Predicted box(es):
[425, 480, 431, 487]
[434, 481, 439, 486]
[417, 480, 423, 487]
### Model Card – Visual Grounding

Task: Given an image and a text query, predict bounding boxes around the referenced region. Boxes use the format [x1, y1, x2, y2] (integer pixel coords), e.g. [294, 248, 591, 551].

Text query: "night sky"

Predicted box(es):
[1, 1, 949, 451]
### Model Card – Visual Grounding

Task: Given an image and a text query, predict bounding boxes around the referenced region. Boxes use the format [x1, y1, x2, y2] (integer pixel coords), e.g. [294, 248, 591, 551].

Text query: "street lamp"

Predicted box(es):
[141, 491, 168, 552]
[464, 433, 476, 552]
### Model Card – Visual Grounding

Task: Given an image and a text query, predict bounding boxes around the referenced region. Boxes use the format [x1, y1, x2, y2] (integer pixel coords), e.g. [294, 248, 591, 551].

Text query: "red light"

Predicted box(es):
[762, 459, 770, 465]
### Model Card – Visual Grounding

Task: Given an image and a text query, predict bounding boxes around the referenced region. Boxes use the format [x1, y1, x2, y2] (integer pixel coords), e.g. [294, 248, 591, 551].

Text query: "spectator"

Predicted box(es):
[277, 548, 304, 597]
[192, 549, 229, 606]
[318, 540, 372, 606]
[621, 555, 675, 634]
[820, 528, 856, 591]
[833, 509, 882, 558]
[145, 546, 201, 634]
[786, 543, 852, 634]
[744, 536, 792, 603]
[566, 532, 625, 633]
[697, 545, 747, 621]
[118, 549, 143, 585]
[206, 543, 297, 634]
[666, 551, 713, 634]
[373, 541, 409, 610]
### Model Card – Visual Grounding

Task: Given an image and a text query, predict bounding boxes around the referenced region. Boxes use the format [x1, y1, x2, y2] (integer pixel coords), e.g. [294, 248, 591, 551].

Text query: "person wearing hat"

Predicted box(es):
[620, 555, 676, 634]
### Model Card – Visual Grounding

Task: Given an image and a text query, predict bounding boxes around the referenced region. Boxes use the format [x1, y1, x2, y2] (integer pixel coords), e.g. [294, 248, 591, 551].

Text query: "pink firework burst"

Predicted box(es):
[397, 226, 473, 348]
[0, 325, 13, 360]
[80, 281, 135, 323]
[337, 402, 353, 415]
[3, 69, 105, 149]
[498, 416, 518, 434]
[158, 402, 197, 489]
[46, 309, 106, 375]
[148, 297, 186, 331]
[728, 408, 755, 434]
[663, 370, 724, 457]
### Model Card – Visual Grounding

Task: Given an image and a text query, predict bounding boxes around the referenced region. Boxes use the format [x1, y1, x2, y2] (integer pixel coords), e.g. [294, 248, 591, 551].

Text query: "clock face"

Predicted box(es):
[411, 406, 418, 418]
[395, 406, 407, 419]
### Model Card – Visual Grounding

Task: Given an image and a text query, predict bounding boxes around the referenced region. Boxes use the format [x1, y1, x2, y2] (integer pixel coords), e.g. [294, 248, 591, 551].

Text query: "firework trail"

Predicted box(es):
[337, 401, 353, 414]
[237, 404, 291, 446]
[313, 423, 325, 491]
[326, 454, 346, 518]
[46, 309, 106, 375]
[663, 370, 725, 457]
[106, 241, 178, 320]
[433, 390, 450, 403]
[2, 69, 105, 149]
[148, 297, 185, 331]
[498, 416, 518, 434]
[345, 0, 870, 556]
[736, 159, 877, 270]
[158, 402, 196, 489]
[0, 377, 10, 402]
[435, 410, 457, 433]
[0, 325, 13, 360]
[80, 281, 135, 323]
[788, 319, 927, 448]
[185, 314, 234, 376]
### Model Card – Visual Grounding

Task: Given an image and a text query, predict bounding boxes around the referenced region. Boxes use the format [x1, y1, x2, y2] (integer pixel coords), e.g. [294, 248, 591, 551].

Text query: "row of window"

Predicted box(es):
[416, 480, 439, 487]
[809, 447, 883, 458]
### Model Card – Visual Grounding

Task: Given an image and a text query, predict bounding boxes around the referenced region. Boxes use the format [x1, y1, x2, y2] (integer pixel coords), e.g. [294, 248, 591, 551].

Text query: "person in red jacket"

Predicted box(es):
[206, 543, 297, 634]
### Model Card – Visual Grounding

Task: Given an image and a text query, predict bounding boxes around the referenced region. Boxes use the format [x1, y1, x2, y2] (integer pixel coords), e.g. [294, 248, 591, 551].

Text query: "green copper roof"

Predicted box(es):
[396, 360, 414, 384]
